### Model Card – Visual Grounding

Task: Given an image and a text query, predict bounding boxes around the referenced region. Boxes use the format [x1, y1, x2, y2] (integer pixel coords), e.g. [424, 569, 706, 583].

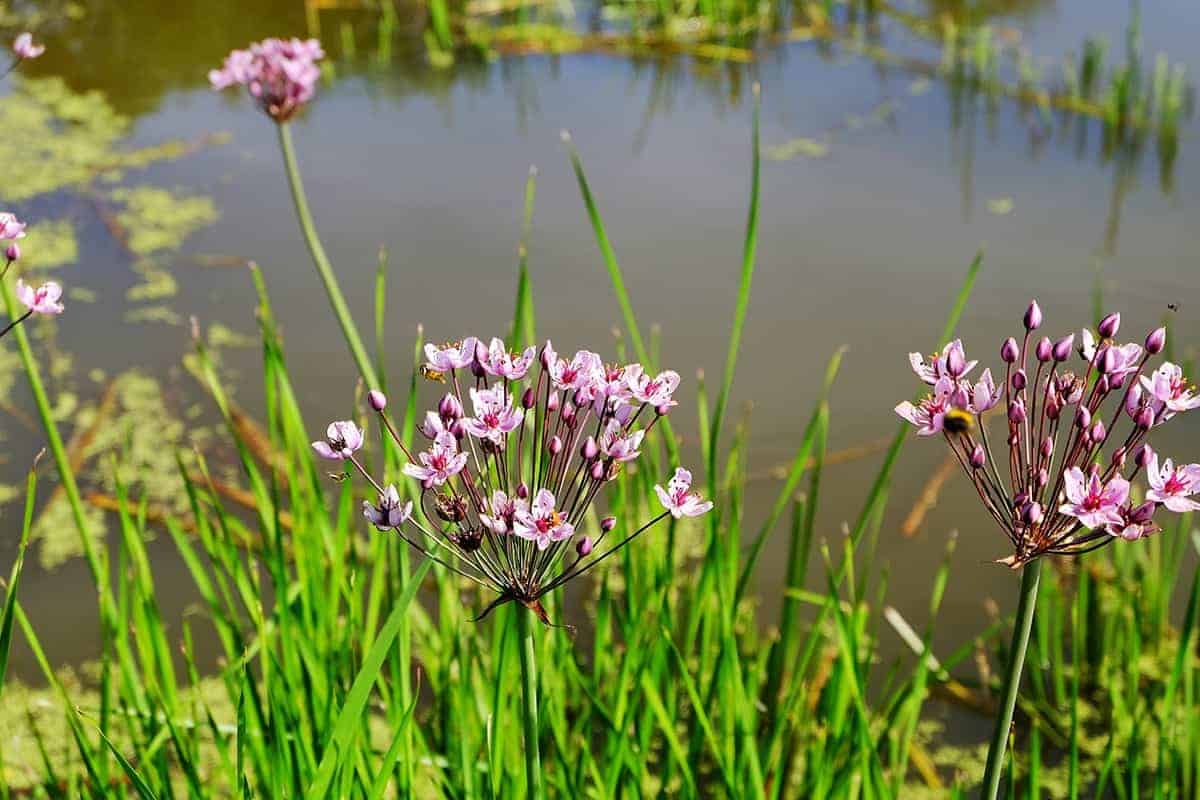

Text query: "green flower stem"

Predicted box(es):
[276, 122, 380, 389]
[516, 607, 545, 800]
[981, 559, 1042, 799]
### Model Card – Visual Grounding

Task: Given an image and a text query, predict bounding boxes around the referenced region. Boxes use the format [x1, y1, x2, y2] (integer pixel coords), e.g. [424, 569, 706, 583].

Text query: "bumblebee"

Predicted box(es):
[943, 407, 975, 434]
[419, 365, 447, 383]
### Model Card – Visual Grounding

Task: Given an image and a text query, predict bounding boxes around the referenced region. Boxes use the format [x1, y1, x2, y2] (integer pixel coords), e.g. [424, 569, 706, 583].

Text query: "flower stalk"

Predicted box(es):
[515, 607, 544, 800]
[981, 559, 1042, 800]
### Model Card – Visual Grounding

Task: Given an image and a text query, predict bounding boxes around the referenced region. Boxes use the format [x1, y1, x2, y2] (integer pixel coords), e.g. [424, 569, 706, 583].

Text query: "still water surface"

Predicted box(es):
[3, 0, 1200, 678]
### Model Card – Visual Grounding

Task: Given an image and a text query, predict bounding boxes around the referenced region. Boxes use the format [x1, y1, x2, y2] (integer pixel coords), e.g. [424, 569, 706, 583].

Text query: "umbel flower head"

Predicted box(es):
[897, 302, 1197, 567]
[314, 336, 712, 624]
[209, 38, 324, 123]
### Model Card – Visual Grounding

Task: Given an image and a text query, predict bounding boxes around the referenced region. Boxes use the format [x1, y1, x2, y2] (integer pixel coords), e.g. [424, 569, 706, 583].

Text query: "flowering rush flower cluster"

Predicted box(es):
[897, 302, 1198, 567]
[209, 38, 324, 123]
[0, 213, 62, 336]
[313, 337, 712, 622]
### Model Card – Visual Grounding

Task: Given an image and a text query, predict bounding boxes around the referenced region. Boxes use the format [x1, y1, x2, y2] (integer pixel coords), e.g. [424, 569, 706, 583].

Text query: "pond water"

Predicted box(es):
[3, 0, 1200, 680]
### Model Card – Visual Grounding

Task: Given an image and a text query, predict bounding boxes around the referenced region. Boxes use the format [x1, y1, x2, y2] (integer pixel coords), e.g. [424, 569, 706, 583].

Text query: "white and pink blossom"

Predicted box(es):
[514, 489, 574, 550]
[1058, 468, 1128, 530]
[403, 432, 467, 486]
[311, 420, 364, 460]
[1146, 454, 1200, 512]
[462, 386, 522, 445]
[654, 468, 713, 519]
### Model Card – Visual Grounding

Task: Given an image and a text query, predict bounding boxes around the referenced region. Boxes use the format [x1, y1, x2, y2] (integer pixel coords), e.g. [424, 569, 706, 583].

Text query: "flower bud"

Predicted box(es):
[1024, 300, 1043, 331]
[522, 387, 536, 409]
[1036, 468, 1048, 487]
[1096, 376, 1111, 395]
[576, 536, 594, 556]
[1097, 312, 1121, 339]
[548, 435, 563, 455]
[1035, 337, 1052, 362]
[1145, 326, 1167, 355]
[1008, 400, 1026, 423]
[517, 482, 530, 499]
[582, 436, 599, 460]
[946, 345, 966, 378]
[367, 389, 387, 412]
[547, 392, 560, 412]
[1040, 436, 1054, 459]
[540, 344, 554, 368]
[1011, 369, 1027, 391]
[450, 420, 466, 439]
[1134, 444, 1155, 468]
[655, 403, 672, 417]
[1111, 447, 1127, 468]
[439, 393, 463, 420]
[601, 516, 617, 533]
[561, 402, 576, 423]
[5, 243, 19, 263]
[1052, 334, 1074, 362]
[1022, 502, 1044, 525]
[1075, 407, 1091, 429]
[1090, 420, 1106, 442]
[970, 444, 986, 469]
[1136, 407, 1155, 430]
[590, 460, 606, 481]
[1001, 337, 1020, 363]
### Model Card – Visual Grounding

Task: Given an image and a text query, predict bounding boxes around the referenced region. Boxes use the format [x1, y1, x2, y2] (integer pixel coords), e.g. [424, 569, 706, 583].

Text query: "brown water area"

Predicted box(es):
[1, 0, 1198, 680]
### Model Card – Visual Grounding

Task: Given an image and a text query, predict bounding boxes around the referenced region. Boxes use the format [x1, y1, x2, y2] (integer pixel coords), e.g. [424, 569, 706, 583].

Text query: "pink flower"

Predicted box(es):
[12, 33, 44, 60]
[514, 489, 574, 550]
[1058, 468, 1128, 530]
[462, 386, 522, 445]
[0, 213, 27, 241]
[481, 490, 527, 534]
[970, 369, 1001, 413]
[15, 280, 64, 315]
[420, 410, 448, 439]
[311, 420, 364, 460]
[654, 467, 713, 519]
[363, 485, 412, 530]
[624, 364, 681, 408]
[1146, 454, 1200, 512]
[1140, 362, 1200, 417]
[424, 337, 478, 372]
[480, 338, 536, 380]
[1106, 502, 1159, 541]
[403, 432, 467, 486]
[895, 377, 954, 436]
[546, 341, 604, 401]
[909, 339, 976, 385]
[599, 419, 645, 462]
[209, 38, 324, 123]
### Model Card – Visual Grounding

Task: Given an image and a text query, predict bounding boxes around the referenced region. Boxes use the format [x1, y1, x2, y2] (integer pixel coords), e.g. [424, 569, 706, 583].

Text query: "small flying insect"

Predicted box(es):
[943, 407, 975, 435]
[419, 365, 447, 383]
[1168, 303, 1180, 312]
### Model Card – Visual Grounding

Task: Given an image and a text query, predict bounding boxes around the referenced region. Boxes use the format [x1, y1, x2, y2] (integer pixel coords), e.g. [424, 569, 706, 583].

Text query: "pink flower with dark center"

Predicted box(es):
[624, 364, 681, 408]
[1146, 454, 1200, 512]
[1106, 501, 1159, 541]
[514, 489, 574, 550]
[546, 341, 604, 401]
[0, 213, 26, 241]
[209, 38, 324, 123]
[481, 490, 528, 534]
[15, 280, 64, 315]
[403, 432, 467, 486]
[12, 33, 44, 60]
[654, 467, 713, 518]
[895, 377, 954, 436]
[480, 337, 536, 380]
[462, 386, 522, 445]
[599, 419, 645, 463]
[424, 337, 479, 372]
[1058, 468, 1128, 530]
[311, 420, 364, 460]
[909, 339, 976, 385]
[1141, 362, 1200, 417]
[363, 485, 412, 530]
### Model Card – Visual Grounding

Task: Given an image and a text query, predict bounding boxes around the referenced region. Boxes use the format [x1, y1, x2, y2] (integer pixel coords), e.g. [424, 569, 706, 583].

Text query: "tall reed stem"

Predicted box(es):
[275, 122, 380, 388]
[516, 608, 544, 800]
[981, 559, 1042, 799]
